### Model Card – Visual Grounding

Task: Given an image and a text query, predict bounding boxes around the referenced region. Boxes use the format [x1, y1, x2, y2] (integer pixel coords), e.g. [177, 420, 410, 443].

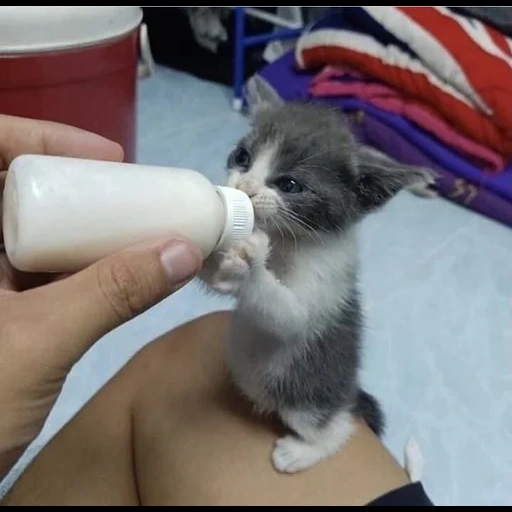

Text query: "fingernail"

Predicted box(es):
[160, 240, 201, 284]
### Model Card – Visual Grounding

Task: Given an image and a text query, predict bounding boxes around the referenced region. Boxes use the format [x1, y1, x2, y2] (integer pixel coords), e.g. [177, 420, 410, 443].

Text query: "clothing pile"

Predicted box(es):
[249, 7, 512, 227]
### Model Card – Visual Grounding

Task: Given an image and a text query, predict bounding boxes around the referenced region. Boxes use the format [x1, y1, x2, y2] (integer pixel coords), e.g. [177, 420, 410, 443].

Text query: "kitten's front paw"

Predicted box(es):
[239, 229, 270, 269]
[211, 248, 250, 294]
[208, 230, 270, 295]
[272, 436, 326, 474]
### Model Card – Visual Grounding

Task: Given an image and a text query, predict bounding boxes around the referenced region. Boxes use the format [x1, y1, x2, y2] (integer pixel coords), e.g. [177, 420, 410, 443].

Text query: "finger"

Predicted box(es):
[0, 114, 124, 169]
[20, 237, 202, 366]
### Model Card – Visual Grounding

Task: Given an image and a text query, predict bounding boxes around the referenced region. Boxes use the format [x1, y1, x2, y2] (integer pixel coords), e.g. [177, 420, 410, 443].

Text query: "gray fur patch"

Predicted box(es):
[228, 102, 434, 236]
[264, 286, 361, 414]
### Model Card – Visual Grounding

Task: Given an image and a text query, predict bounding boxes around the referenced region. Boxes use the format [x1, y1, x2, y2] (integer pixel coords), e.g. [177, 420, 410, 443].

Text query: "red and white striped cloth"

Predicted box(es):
[296, 6, 512, 160]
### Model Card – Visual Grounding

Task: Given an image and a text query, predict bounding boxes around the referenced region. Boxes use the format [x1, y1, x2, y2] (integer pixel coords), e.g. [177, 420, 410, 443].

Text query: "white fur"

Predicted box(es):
[234, 145, 274, 184]
[273, 409, 355, 473]
[228, 146, 283, 225]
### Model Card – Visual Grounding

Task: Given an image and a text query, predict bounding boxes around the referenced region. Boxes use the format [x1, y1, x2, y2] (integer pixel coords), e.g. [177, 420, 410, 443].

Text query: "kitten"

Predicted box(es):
[200, 101, 434, 473]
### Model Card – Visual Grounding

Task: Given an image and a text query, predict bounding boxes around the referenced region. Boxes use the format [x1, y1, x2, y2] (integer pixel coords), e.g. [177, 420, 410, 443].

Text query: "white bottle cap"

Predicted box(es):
[215, 186, 254, 250]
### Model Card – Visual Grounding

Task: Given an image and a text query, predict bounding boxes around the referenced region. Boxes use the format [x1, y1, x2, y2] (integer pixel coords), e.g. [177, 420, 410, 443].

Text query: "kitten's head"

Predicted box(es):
[227, 102, 434, 239]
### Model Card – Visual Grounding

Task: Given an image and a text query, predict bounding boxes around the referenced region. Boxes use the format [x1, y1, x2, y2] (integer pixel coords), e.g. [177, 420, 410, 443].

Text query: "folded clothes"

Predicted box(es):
[359, 7, 512, 130]
[343, 105, 512, 228]
[334, 97, 512, 206]
[252, 50, 512, 227]
[295, 8, 512, 159]
[309, 66, 506, 172]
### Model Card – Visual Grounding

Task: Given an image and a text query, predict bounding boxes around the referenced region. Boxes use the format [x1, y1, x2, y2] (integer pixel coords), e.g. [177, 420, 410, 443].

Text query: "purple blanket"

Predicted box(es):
[256, 51, 512, 228]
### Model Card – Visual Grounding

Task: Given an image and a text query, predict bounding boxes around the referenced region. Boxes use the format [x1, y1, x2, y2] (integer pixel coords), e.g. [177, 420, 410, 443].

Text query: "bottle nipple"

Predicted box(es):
[214, 186, 254, 250]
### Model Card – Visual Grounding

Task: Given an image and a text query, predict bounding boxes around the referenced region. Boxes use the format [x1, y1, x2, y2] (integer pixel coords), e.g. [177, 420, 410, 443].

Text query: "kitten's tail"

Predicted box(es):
[355, 389, 385, 437]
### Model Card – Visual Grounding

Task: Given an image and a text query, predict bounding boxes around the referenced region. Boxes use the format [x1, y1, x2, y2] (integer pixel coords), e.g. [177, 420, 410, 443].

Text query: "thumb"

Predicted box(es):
[25, 237, 202, 365]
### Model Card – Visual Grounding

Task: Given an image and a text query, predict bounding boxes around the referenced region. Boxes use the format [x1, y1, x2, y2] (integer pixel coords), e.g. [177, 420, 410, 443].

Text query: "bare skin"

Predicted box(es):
[1, 312, 409, 506]
[0, 114, 202, 480]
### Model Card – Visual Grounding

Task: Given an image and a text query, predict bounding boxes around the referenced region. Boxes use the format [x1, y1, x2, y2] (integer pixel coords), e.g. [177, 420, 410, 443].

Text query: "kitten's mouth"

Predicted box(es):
[253, 211, 281, 236]
[244, 192, 280, 230]
[252, 211, 267, 227]
[247, 198, 263, 220]
[251, 210, 274, 234]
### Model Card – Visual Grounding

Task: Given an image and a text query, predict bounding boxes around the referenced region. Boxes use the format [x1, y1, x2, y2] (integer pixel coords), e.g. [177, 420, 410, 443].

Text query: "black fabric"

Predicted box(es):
[449, 7, 512, 37]
[141, 7, 273, 87]
[367, 482, 434, 506]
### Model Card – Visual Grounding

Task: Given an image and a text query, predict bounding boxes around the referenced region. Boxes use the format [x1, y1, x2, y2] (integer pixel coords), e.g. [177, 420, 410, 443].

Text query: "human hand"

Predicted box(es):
[0, 115, 202, 478]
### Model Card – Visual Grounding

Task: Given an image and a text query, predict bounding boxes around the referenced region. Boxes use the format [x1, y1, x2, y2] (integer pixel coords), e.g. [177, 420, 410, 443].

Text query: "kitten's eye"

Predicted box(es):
[275, 177, 303, 194]
[233, 146, 251, 169]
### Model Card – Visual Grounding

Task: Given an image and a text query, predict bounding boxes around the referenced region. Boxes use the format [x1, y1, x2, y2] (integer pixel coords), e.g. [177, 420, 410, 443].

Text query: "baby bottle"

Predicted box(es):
[3, 154, 254, 272]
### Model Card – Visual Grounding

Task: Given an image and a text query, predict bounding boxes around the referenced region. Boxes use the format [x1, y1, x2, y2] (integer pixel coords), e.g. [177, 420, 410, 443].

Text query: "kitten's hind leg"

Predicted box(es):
[272, 409, 356, 474]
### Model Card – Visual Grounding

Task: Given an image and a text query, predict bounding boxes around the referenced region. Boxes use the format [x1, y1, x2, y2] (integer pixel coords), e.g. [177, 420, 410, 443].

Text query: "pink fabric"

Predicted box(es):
[310, 66, 506, 172]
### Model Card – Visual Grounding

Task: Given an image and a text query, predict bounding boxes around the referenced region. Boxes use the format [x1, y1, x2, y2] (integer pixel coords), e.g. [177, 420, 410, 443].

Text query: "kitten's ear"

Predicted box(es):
[245, 75, 284, 118]
[354, 146, 436, 213]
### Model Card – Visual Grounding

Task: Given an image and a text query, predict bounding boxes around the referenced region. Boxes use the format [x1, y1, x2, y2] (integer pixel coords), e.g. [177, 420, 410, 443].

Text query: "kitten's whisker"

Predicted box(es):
[294, 212, 331, 237]
[279, 208, 323, 236]
[284, 215, 326, 247]
[295, 149, 328, 167]
[278, 215, 298, 253]
[279, 212, 317, 239]
[278, 207, 311, 228]
[271, 217, 286, 247]
[298, 164, 333, 175]
[272, 208, 300, 248]
[278, 209, 326, 246]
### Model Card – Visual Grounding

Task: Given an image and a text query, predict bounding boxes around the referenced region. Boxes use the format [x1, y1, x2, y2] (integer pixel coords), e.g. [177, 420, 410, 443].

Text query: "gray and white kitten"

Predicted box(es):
[200, 101, 434, 474]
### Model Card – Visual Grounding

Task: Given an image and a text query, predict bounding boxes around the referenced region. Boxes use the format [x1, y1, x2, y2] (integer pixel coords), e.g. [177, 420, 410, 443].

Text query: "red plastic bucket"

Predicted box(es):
[0, 7, 152, 163]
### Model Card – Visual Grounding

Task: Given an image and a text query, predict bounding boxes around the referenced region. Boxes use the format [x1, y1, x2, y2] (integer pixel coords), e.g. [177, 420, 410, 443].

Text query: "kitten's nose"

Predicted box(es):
[237, 178, 259, 198]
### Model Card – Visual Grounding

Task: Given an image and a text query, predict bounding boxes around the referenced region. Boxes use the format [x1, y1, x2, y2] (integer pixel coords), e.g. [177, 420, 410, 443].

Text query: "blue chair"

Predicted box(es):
[232, 6, 304, 111]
